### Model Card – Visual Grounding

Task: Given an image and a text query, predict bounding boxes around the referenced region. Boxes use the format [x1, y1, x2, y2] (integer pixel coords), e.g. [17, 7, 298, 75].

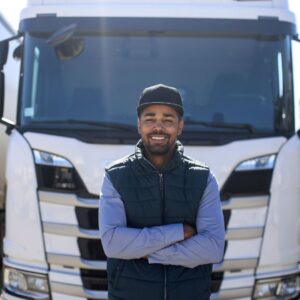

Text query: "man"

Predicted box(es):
[99, 84, 225, 300]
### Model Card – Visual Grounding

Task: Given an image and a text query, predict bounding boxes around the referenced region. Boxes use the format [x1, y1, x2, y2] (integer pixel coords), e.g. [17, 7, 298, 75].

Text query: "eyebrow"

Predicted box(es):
[143, 112, 176, 118]
[143, 112, 156, 117]
[163, 113, 176, 118]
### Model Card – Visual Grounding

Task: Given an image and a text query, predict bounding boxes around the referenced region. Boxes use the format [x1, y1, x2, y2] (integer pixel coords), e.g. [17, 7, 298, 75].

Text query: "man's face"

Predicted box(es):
[138, 104, 184, 156]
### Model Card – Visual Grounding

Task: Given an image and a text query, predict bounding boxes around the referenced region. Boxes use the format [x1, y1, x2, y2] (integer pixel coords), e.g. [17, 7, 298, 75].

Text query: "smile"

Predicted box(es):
[151, 135, 167, 140]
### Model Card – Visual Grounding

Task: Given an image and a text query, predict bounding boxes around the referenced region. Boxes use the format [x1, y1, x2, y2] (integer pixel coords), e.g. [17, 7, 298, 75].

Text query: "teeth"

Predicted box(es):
[151, 136, 165, 140]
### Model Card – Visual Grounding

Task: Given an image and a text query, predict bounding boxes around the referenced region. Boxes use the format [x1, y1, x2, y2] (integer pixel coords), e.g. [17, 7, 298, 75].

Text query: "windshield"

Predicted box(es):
[19, 29, 294, 143]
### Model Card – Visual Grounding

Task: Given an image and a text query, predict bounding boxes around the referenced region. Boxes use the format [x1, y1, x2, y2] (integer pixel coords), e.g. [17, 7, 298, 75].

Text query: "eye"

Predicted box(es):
[164, 119, 174, 125]
[144, 118, 155, 124]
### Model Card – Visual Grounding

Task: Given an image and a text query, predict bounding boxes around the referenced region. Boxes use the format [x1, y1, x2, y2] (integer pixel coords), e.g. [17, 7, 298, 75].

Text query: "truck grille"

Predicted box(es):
[39, 187, 269, 299]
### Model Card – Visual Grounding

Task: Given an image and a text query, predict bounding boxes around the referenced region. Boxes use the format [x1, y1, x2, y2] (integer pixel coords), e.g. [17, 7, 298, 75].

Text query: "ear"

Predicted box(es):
[137, 118, 141, 134]
[177, 119, 184, 136]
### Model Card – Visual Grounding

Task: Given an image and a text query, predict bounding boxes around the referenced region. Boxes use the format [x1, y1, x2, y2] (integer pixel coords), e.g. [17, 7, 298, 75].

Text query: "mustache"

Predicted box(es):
[149, 132, 169, 137]
[149, 129, 169, 135]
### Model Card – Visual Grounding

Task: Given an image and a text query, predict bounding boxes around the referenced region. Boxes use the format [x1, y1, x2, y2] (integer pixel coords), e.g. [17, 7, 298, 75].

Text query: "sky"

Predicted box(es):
[0, 1, 300, 32]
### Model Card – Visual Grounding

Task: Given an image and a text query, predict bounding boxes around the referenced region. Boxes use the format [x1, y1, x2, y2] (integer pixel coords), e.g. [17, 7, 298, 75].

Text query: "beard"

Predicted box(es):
[142, 133, 175, 156]
[143, 142, 172, 156]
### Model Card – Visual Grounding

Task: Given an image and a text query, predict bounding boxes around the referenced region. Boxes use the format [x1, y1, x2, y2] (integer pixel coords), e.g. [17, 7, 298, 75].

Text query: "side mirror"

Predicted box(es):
[47, 23, 77, 47]
[13, 43, 23, 60]
[0, 40, 8, 121]
[46, 23, 85, 60]
[0, 72, 4, 119]
[54, 38, 85, 60]
[0, 40, 9, 69]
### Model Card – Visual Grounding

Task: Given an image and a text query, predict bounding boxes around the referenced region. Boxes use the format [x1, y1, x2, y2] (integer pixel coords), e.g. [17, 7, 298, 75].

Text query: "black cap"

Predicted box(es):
[137, 84, 184, 117]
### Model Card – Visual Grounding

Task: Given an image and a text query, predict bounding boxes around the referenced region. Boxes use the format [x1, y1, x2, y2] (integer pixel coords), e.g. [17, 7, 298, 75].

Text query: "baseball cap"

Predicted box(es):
[137, 84, 184, 117]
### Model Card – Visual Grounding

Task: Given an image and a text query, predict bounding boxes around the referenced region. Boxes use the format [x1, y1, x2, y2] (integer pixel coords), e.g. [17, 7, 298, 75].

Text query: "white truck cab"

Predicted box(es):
[0, 0, 300, 299]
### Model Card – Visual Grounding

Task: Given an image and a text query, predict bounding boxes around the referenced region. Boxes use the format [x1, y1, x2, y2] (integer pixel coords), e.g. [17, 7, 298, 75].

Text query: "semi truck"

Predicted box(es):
[0, 0, 300, 299]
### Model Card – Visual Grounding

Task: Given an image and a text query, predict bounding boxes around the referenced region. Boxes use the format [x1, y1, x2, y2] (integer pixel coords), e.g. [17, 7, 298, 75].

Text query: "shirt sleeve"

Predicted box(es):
[99, 172, 184, 260]
[147, 172, 225, 268]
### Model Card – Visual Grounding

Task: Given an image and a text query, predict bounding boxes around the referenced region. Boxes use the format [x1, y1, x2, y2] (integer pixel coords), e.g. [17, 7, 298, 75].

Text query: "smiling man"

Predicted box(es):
[99, 84, 225, 300]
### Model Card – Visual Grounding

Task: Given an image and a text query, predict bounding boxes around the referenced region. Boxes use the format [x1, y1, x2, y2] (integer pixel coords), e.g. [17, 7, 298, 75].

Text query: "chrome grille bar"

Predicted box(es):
[43, 222, 99, 239]
[210, 286, 253, 300]
[213, 258, 258, 272]
[225, 226, 263, 240]
[44, 221, 263, 241]
[51, 282, 108, 299]
[222, 195, 268, 210]
[47, 253, 257, 273]
[50, 281, 252, 300]
[47, 253, 107, 270]
[39, 191, 98, 208]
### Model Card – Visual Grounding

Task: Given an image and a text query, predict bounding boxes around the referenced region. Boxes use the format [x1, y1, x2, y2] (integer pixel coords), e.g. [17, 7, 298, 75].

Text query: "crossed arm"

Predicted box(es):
[99, 172, 225, 268]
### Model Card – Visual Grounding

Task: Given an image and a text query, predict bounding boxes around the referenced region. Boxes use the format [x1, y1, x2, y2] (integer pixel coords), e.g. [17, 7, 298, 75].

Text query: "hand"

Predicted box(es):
[183, 224, 196, 240]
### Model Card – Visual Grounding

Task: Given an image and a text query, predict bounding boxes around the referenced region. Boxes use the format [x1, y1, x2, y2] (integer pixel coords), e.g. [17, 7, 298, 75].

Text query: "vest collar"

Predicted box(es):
[135, 139, 184, 172]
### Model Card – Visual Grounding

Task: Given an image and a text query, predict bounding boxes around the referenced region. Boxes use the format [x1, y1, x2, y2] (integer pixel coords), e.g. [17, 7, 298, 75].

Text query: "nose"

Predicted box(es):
[152, 120, 164, 133]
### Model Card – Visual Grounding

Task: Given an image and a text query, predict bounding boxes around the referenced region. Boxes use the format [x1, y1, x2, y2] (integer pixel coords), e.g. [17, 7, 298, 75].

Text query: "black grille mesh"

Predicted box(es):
[81, 269, 108, 290]
[76, 207, 98, 229]
[78, 238, 106, 261]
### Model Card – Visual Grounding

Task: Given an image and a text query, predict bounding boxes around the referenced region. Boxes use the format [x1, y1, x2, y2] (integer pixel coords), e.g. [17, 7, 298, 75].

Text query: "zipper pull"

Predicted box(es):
[159, 173, 163, 191]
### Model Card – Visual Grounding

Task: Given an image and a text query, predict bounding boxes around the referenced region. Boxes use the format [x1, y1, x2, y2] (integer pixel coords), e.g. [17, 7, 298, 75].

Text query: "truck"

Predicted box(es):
[0, 0, 300, 299]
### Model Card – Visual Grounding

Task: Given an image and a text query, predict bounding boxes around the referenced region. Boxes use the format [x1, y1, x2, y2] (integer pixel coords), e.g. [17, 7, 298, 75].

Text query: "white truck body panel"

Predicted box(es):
[4, 131, 47, 265]
[0, 16, 18, 207]
[258, 134, 300, 272]
[292, 40, 300, 131]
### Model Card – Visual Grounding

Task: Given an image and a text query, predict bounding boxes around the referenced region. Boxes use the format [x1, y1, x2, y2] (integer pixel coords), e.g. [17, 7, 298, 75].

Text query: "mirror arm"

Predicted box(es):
[292, 34, 300, 42]
[0, 117, 15, 135]
[1, 33, 23, 44]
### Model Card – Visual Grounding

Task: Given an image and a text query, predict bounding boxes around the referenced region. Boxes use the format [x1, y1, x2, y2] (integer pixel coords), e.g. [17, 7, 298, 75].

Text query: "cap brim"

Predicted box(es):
[137, 102, 184, 116]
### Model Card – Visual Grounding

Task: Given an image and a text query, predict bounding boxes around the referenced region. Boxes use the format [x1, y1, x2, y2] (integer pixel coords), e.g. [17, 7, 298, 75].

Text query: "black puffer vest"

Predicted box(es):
[106, 141, 212, 300]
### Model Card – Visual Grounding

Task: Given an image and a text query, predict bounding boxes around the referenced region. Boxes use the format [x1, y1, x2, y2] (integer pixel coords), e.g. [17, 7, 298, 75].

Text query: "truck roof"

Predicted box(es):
[21, 0, 295, 24]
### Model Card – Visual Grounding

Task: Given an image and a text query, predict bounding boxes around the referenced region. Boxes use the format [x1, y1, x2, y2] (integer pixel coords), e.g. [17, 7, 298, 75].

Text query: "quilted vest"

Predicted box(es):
[105, 141, 212, 300]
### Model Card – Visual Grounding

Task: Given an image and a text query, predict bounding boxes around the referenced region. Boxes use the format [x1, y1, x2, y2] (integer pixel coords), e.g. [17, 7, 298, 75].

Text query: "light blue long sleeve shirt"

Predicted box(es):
[99, 171, 225, 268]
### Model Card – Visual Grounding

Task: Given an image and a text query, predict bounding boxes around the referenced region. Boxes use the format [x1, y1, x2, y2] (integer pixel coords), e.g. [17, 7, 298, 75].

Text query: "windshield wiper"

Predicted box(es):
[29, 119, 137, 132]
[184, 119, 256, 134]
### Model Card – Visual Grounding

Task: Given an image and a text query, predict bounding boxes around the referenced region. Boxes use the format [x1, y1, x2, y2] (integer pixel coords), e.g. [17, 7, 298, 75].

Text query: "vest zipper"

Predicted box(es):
[159, 173, 167, 300]
[164, 267, 167, 300]
[159, 173, 165, 224]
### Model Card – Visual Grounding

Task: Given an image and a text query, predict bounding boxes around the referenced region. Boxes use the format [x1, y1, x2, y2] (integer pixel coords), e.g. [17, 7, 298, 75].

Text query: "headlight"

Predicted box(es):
[221, 154, 276, 198]
[4, 267, 49, 299]
[236, 154, 276, 172]
[254, 275, 300, 299]
[33, 149, 86, 192]
[33, 150, 72, 168]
